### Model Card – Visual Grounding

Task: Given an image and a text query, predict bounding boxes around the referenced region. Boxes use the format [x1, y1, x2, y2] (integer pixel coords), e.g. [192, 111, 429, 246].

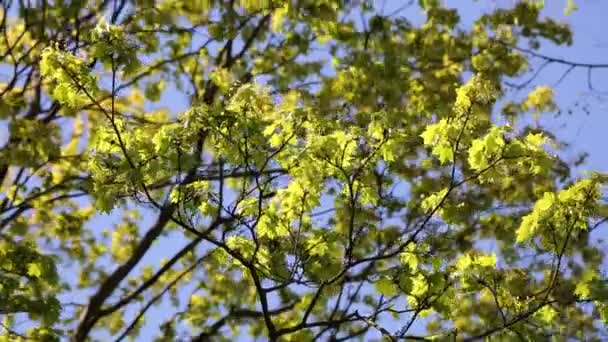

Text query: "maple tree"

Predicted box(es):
[1, 0, 608, 341]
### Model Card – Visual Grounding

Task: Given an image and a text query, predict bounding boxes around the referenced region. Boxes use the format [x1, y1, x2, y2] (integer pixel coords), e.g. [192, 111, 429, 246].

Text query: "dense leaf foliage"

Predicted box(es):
[1, 0, 607, 341]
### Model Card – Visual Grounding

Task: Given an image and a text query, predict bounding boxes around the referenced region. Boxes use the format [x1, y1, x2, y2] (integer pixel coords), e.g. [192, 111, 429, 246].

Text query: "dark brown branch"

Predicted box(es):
[71, 204, 177, 342]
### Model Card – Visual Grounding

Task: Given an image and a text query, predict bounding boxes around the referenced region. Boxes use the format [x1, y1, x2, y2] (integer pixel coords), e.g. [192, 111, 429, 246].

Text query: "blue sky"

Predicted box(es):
[101, 1, 608, 340]
[131, 1, 608, 340]
[2, 0, 607, 340]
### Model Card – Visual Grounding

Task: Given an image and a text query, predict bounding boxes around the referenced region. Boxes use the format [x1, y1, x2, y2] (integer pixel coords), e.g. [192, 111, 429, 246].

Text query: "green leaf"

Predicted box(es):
[536, 305, 557, 324]
[27, 262, 43, 278]
[375, 277, 398, 297]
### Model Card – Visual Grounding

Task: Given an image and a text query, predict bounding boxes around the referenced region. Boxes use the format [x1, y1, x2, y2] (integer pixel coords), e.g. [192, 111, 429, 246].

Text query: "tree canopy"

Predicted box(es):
[1, 0, 608, 341]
